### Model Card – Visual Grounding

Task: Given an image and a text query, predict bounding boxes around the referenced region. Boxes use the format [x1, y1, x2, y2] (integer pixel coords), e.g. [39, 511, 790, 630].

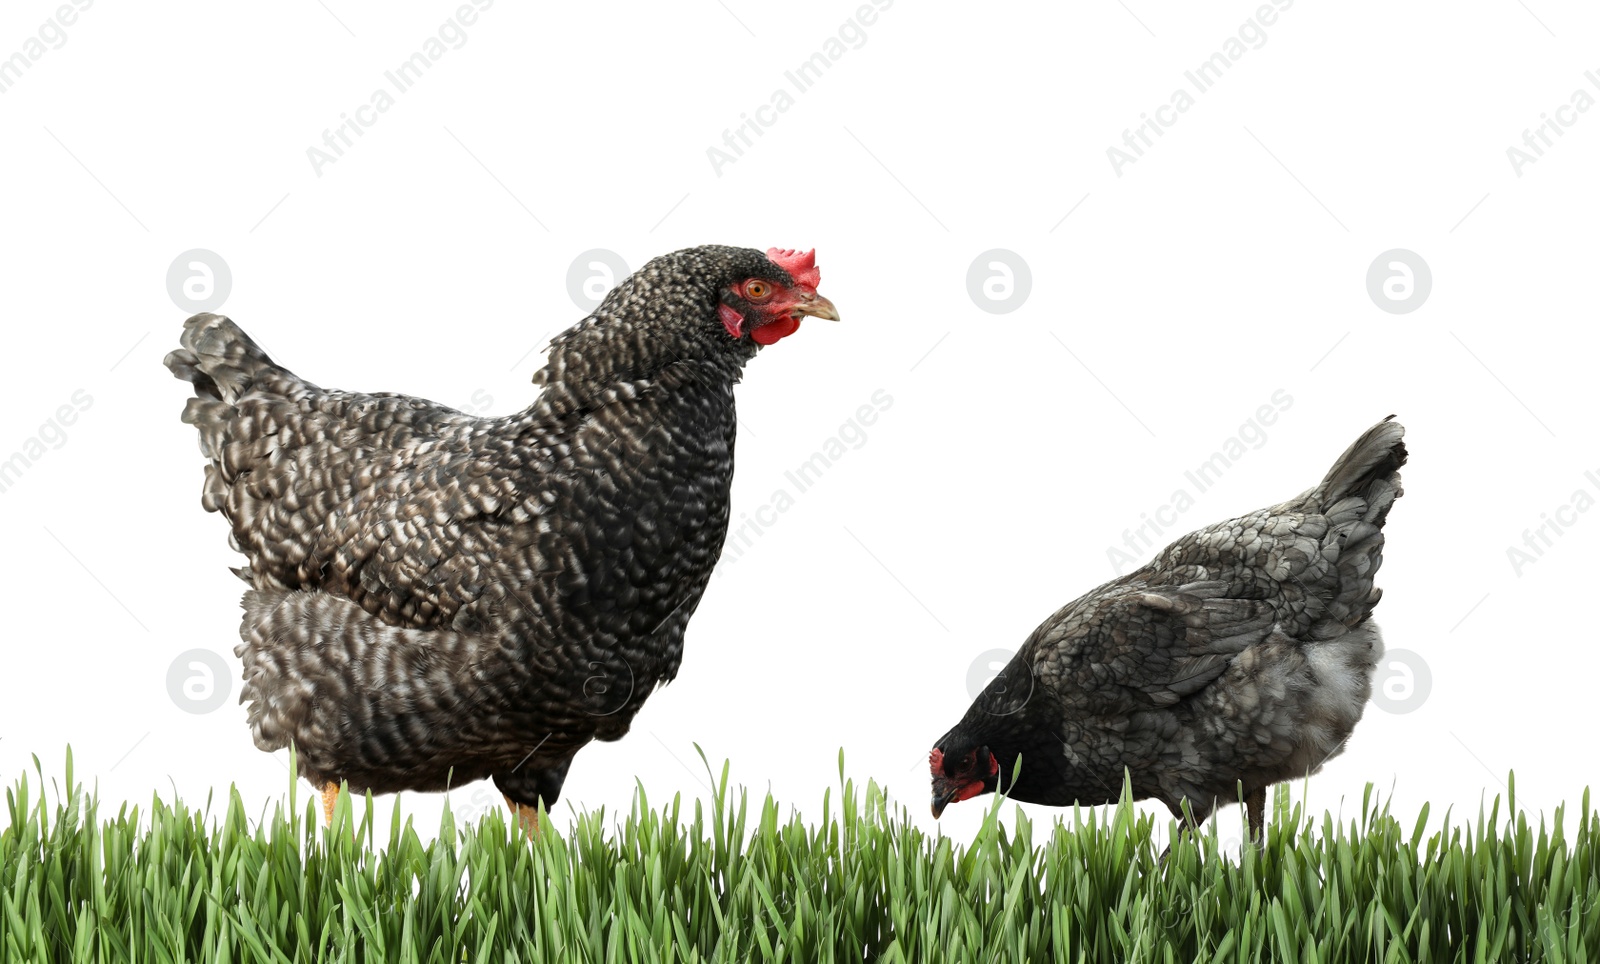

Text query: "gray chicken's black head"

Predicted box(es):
[928, 740, 1001, 819]
[930, 656, 1060, 818]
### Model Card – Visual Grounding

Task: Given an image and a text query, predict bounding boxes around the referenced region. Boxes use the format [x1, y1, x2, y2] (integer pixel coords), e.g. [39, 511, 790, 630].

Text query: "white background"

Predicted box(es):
[1, 0, 1596, 848]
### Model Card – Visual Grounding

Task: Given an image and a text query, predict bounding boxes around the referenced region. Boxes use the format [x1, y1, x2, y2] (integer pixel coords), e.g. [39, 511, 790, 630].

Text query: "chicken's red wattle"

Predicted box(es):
[753, 317, 800, 345]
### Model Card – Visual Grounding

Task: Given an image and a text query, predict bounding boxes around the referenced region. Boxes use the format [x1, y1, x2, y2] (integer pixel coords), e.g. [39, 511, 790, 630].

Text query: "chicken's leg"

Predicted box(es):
[503, 795, 540, 840]
[1245, 786, 1267, 844]
[1157, 799, 1210, 866]
[493, 763, 567, 841]
[322, 782, 340, 824]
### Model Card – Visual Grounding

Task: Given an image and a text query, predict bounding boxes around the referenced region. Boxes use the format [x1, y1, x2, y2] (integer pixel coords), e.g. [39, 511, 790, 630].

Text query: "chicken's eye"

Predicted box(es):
[744, 281, 772, 301]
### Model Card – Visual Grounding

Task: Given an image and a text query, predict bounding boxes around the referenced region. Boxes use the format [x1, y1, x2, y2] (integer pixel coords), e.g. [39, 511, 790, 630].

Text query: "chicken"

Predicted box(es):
[929, 417, 1406, 842]
[165, 245, 838, 833]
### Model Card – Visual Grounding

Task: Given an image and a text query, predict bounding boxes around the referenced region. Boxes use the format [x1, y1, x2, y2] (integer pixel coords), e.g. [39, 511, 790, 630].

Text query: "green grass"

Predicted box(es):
[2, 750, 1596, 963]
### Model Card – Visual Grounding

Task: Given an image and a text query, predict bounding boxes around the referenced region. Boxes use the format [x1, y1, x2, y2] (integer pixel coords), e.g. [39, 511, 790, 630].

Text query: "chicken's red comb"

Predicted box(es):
[766, 247, 820, 288]
[929, 748, 943, 772]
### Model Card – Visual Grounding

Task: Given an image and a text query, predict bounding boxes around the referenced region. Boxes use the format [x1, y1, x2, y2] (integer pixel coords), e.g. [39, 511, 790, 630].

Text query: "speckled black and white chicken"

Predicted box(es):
[165, 245, 838, 833]
[930, 418, 1406, 841]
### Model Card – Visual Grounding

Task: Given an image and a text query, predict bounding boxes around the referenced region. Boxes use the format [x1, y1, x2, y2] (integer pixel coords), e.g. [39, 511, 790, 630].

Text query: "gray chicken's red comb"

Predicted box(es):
[766, 248, 820, 288]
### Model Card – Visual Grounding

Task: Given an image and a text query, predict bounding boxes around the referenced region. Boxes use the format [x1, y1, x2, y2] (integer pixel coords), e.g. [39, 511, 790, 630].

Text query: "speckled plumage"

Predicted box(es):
[166, 245, 821, 811]
[933, 418, 1407, 830]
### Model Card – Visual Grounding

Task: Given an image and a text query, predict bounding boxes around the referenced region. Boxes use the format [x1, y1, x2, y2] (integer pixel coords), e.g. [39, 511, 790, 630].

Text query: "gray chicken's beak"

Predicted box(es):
[930, 789, 957, 819]
[792, 292, 840, 322]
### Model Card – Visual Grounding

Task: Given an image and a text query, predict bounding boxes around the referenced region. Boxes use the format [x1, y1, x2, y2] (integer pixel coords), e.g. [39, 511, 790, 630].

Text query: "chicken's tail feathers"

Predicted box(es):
[1305, 417, 1406, 633]
[164, 313, 294, 405]
[165, 313, 315, 472]
[1312, 416, 1407, 526]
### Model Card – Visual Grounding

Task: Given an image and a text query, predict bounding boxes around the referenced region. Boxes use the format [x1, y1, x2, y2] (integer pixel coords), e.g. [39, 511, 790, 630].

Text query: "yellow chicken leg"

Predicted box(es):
[504, 794, 540, 840]
[322, 782, 340, 825]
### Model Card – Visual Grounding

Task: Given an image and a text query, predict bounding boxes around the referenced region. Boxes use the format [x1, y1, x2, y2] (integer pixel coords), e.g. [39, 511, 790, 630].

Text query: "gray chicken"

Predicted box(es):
[930, 418, 1406, 842]
[165, 245, 838, 834]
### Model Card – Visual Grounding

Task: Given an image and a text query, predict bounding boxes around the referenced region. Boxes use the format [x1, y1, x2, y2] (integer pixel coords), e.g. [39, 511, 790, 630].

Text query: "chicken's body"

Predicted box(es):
[166, 245, 837, 816]
[931, 418, 1407, 837]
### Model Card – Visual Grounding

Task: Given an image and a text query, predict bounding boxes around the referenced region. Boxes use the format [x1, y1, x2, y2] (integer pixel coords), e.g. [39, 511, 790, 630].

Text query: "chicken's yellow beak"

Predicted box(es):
[791, 292, 840, 322]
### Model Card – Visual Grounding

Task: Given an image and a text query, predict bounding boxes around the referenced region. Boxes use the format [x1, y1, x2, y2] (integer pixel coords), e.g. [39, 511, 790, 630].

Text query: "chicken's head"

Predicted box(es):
[716, 247, 839, 346]
[928, 743, 999, 818]
[546, 245, 839, 387]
